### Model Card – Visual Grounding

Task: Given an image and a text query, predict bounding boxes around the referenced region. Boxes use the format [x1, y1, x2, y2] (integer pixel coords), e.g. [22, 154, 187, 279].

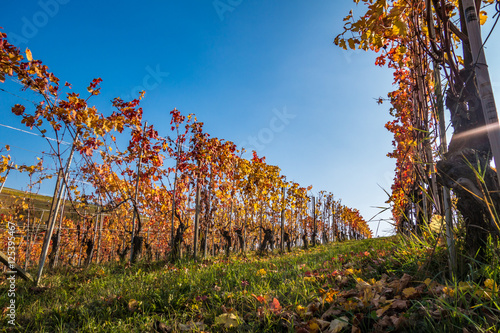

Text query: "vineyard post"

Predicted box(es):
[243, 207, 248, 253]
[49, 192, 67, 269]
[462, 0, 500, 187]
[204, 183, 211, 258]
[228, 199, 233, 256]
[96, 209, 104, 264]
[170, 141, 181, 250]
[259, 204, 263, 248]
[280, 186, 285, 253]
[36, 140, 76, 285]
[312, 196, 316, 246]
[193, 161, 201, 261]
[129, 121, 146, 263]
[433, 61, 457, 275]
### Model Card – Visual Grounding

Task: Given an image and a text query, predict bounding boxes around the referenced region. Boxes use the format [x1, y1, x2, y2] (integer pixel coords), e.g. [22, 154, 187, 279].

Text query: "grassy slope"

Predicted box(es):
[1, 236, 499, 332]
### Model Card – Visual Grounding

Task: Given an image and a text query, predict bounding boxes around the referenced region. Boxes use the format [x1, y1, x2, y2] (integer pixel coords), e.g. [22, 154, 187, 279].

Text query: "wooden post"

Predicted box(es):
[280, 187, 285, 253]
[462, 0, 500, 187]
[96, 211, 104, 264]
[0, 252, 33, 282]
[204, 183, 211, 258]
[193, 165, 201, 261]
[36, 139, 75, 285]
[312, 196, 316, 246]
[49, 192, 67, 269]
[170, 142, 181, 249]
[130, 122, 146, 263]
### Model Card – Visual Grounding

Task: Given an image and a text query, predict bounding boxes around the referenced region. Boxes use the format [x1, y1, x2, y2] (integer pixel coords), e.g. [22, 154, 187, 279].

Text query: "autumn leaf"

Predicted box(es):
[402, 287, 418, 299]
[328, 316, 349, 333]
[479, 11, 487, 25]
[376, 303, 391, 317]
[215, 313, 242, 328]
[128, 299, 139, 312]
[12, 104, 25, 116]
[308, 320, 320, 333]
[25, 48, 33, 61]
[269, 298, 282, 314]
[484, 278, 498, 292]
[251, 294, 266, 303]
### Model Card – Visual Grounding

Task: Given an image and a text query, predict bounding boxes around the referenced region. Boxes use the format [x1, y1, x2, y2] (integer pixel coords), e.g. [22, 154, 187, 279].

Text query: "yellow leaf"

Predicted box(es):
[296, 304, 306, 314]
[392, 20, 407, 36]
[376, 304, 391, 317]
[402, 287, 418, 299]
[215, 313, 242, 328]
[26, 48, 33, 62]
[479, 11, 487, 25]
[485, 279, 498, 292]
[308, 320, 320, 333]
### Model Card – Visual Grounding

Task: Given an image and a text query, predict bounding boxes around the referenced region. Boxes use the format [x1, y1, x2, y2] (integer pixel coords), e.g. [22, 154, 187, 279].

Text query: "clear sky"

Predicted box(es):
[1, 1, 499, 236]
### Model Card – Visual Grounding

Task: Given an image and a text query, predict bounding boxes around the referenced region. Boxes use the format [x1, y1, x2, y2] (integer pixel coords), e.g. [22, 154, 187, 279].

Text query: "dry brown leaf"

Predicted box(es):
[376, 304, 391, 317]
[321, 306, 342, 321]
[391, 299, 408, 310]
[315, 319, 331, 331]
[390, 314, 406, 329]
[128, 299, 139, 312]
[327, 316, 349, 333]
[399, 273, 412, 291]
[374, 315, 392, 330]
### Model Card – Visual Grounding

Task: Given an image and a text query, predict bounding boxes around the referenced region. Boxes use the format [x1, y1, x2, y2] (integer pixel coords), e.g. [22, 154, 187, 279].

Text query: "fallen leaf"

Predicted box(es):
[376, 304, 391, 317]
[391, 299, 408, 310]
[390, 314, 406, 329]
[321, 306, 342, 321]
[153, 320, 171, 333]
[314, 319, 331, 331]
[251, 294, 266, 303]
[269, 298, 282, 314]
[402, 287, 418, 299]
[128, 299, 139, 312]
[308, 320, 320, 333]
[215, 313, 243, 328]
[328, 316, 349, 333]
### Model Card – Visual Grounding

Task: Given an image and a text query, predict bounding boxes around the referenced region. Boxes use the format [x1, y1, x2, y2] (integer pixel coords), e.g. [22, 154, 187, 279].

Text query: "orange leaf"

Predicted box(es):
[269, 298, 282, 314]
[251, 294, 266, 303]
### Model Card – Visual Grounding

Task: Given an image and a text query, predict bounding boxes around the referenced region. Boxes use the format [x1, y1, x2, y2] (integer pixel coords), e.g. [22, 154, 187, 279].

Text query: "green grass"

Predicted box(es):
[1, 235, 499, 332]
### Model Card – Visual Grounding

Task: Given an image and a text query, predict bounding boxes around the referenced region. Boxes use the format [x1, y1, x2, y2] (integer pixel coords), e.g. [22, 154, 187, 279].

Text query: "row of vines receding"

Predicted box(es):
[0, 30, 371, 281]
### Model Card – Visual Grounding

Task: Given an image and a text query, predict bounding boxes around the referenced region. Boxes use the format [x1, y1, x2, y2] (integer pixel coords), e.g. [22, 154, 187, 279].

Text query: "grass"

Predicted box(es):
[1, 235, 500, 332]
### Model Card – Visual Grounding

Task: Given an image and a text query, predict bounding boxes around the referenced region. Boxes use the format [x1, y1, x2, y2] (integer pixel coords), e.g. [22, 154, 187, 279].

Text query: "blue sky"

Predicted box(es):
[2, 1, 499, 236]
